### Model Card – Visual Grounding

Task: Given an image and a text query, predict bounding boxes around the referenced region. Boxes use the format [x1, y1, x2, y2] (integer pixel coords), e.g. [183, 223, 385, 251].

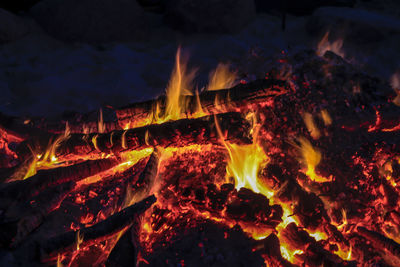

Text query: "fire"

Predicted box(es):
[216, 113, 271, 197]
[303, 112, 321, 139]
[76, 230, 84, 251]
[207, 63, 237, 91]
[320, 109, 332, 125]
[23, 123, 71, 179]
[162, 47, 196, 122]
[298, 137, 329, 182]
[390, 72, 400, 106]
[317, 31, 344, 58]
[98, 109, 105, 133]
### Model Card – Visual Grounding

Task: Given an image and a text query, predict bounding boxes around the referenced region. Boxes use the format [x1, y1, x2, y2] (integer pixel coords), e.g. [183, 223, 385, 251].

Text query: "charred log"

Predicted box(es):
[40, 195, 156, 261]
[54, 112, 252, 158]
[0, 158, 118, 208]
[115, 79, 286, 128]
[357, 226, 400, 259]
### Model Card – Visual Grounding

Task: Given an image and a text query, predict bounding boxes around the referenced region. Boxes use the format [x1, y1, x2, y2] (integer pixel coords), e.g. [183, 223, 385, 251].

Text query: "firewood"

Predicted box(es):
[127, 149, 160, 204]
[0, 181, 76, 248]
[357, 226, 400, 259]
[39, 195, 156, 260]
[0, 158, 119, 208]
[115, 79, 286, 128]
[55, 112, 252, 158]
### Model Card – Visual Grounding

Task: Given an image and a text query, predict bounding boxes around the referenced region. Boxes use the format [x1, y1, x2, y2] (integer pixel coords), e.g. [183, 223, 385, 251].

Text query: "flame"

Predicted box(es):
[298, 137, 329, 182]
[207, 63, 237, 91]
[317, 31, 344, 58]
[158, 47, 196, 123]
[216, 113, 271, 197]
[390, 72, 400, 106]
[23, 123, 70, 179]
[303, 112, 321, 139]
[76, 230, 84, 251]
[98, 109, 105, 133]
[57, 254, 63, 267]
[320, 109, 332, 126]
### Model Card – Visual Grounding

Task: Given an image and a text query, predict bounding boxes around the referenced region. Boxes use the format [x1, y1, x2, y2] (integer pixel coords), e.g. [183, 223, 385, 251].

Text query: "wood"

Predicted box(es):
[115, 79, 286, 128]
[0, 158, 119, 208]
[0, 182, 76, 248]
[357, 226, 400, 259]
[39, 195, 156, 260]
[54, 112, 252, 159]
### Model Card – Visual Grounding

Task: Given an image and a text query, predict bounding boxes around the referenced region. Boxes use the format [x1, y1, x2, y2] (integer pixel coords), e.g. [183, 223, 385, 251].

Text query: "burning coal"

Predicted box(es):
[0, 46, 399, 267]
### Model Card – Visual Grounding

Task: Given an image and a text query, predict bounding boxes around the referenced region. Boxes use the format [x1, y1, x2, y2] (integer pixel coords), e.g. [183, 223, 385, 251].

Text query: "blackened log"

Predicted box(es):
[0, 158, 119, 208]
[56, 112, 252, 158]
[115, 79, 286, 128]
[0, 181, 76, 248]
[357, 226, 400, 259]
[40, 195, 156, 260]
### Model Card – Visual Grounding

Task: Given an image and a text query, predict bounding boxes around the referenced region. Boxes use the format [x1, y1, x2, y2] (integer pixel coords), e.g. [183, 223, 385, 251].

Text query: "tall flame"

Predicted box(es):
[207, 63, 237, 91]
[163, 47, 196, 122]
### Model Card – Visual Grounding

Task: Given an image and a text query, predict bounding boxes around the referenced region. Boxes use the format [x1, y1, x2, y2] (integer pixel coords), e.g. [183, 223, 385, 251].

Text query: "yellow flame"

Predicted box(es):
[317, 31, 344, 58]
[76, 230, 84, 251]
[280, 244, 303, 263]
[207, 63, 237, 91]
[162, 46, 196, 122]
[216, 113, 271, 197]
[335, 245, 352, 261]
[303, 112, 321, 139]
[298, 137, 329, 182]
[57, 254, 63, 267]
[308, 230, 327, 241]
[98, 109, 105, 133]
[23, 123, 70, 179]
[320, 109, 332, 125]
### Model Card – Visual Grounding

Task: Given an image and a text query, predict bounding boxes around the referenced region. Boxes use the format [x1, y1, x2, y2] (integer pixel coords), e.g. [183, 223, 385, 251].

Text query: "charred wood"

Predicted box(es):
[115, 79, 286, 128]
[55, 112, 252, 158]
[40, 195, 156, 261]
[0, 158, 118, 208]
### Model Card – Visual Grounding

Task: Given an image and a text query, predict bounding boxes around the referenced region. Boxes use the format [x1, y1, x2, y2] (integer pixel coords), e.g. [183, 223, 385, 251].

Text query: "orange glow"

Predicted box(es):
[298, 137, 329, 182]
[317, 31, 344, 58]
[207, 63, 237, 91]
[303, 112, 321, 139]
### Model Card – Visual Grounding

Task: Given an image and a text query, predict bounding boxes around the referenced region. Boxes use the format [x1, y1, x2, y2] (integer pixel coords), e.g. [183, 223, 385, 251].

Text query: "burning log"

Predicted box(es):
[115, 79, 286, 128]
[257, 234, 296, 267]
[0, 158, 119, 208]
[357, 226, 400, 259]
[0, 181, 76, 248]
[54, 112, 252, 158]
[40, 195, 156, 261]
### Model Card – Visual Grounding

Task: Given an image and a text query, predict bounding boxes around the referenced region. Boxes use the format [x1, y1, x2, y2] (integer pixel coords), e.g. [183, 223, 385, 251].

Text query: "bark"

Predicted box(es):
[115, 79, 286, 128]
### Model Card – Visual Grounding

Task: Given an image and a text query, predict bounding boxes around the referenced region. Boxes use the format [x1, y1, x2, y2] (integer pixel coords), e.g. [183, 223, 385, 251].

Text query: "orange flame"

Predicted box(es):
[298, 137, 329, 182]
[207, 63, 237, 91]
[23, 123, 70, 179]
[317, 31, 344, 58]
[303, 112, 321, 139]
[216, 113, 272, 197]
[390, 72, 400, 106]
